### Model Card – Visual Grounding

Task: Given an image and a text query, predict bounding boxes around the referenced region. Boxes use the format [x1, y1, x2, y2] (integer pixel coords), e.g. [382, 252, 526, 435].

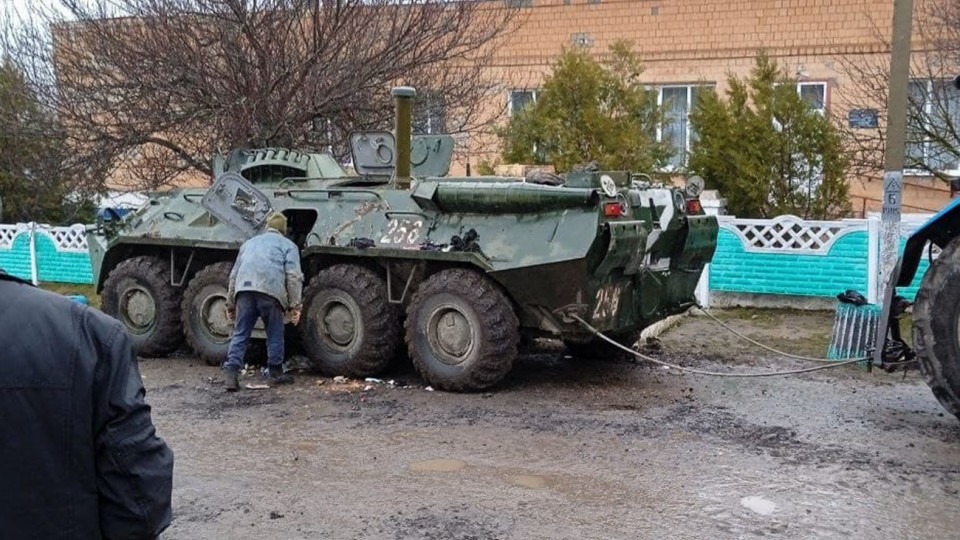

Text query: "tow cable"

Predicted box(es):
[693, 307, 837, 363]
[570, 312, 868, 378]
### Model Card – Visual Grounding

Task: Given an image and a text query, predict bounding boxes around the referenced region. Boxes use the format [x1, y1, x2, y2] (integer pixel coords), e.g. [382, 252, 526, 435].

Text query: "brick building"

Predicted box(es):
[455, 0, 953, 216]
[90, 0, 954, 216]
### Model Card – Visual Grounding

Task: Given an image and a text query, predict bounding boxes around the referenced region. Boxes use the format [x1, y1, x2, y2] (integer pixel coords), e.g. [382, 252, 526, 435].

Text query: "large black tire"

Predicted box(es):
[181, 262, 234, 366]
[300, 264, 401, 377]
[913, 237, 960, 419]
[102, 255, 183, 357]
[405, 269, 519, 391]
[564, 329, 643, 360]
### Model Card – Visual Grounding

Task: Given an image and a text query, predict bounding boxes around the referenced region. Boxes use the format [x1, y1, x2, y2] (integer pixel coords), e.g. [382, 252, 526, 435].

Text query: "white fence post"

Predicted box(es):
[28, 222, 39, 286]
[695, 265, 711, 308]
[694, 196, 725, 308]
[866, 216, 880, 304]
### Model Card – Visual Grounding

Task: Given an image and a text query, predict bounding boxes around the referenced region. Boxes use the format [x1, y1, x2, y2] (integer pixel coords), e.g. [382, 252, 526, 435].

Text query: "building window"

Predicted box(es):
[509, 89, 537, 115]
[907, 79, 960, 173]
[507, 89, 545, 161]
[657, 84, 714, 169]
[414, 93, 447, 135]
[797, 82, 827, 114]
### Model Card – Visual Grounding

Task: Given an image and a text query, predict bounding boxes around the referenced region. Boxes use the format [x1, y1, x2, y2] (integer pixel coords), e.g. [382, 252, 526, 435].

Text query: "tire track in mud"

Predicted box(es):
[140, 351, 960, 540]
[145, 360, 960, 487]
[305, 389, 960, 484]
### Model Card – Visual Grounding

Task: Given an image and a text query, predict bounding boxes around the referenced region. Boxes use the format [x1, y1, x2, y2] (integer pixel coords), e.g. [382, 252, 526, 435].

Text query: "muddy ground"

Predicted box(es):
[146, 309, 960, 539]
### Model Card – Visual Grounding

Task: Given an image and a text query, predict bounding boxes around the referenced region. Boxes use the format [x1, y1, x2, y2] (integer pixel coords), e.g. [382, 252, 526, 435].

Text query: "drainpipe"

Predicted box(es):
[392, 86, 416, 188]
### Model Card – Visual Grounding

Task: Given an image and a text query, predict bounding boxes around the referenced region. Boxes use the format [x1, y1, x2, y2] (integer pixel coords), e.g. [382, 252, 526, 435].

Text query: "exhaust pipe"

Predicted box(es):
[392, 86, 416, 188]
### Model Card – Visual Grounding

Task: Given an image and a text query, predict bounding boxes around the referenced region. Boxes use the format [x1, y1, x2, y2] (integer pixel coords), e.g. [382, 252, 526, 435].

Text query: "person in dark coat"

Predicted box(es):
[0, 268, 174, 539]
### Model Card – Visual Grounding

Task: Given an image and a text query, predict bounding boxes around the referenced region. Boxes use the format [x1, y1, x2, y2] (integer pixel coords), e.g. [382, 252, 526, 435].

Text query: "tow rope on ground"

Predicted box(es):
[693, 306, 918, 369]
[570, 314, 866, 378]
[693, 306, 838, 363]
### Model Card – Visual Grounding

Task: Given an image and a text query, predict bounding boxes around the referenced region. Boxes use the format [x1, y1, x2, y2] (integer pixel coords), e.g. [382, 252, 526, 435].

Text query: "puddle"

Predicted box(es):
[740, 496, 777, 516]
[508, 474, 552, 489]
[408, 458, 467, 472]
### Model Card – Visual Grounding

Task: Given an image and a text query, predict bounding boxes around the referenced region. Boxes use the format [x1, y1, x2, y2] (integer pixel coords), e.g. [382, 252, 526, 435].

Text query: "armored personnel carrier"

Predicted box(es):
[88, 87, 718, 391]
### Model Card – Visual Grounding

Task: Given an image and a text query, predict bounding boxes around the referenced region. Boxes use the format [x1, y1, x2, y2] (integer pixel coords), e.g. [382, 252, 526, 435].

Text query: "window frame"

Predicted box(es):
[796, 81, 829, 115]
[507, 89, 538, 117]
[413, 92, 447, 135]
[905, 79, 960, 177]
[655, 83, 715, 171]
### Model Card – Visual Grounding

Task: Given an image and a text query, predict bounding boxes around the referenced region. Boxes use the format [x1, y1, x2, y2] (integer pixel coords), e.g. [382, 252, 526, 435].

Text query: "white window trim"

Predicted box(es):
[656, 84, 715, 172]
[414, 94, 446, 135]
[325, 118, 333, 154]
[507, 89, 538, 117]
[422, 114, 439, 135]
[797, 81, 828, 115]
[773, 80, 829, 113]
[905, 79, 960, 177]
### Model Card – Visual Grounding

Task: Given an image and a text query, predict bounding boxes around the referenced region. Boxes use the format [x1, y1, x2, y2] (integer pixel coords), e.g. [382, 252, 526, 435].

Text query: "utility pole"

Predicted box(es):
[874, 0, 914, 366]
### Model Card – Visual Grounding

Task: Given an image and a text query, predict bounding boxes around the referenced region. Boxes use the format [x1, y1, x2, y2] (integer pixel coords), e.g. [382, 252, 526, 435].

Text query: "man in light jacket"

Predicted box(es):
[224, 211, 303, 391]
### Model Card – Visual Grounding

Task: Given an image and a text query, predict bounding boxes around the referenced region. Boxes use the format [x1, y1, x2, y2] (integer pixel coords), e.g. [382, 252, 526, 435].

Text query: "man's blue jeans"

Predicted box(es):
[224, 291, 285, 372]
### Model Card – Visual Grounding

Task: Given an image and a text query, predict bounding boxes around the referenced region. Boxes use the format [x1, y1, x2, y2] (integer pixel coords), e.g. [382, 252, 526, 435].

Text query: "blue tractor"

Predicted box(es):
[872, 74, 960, 419]
[878, 195, 960, 419]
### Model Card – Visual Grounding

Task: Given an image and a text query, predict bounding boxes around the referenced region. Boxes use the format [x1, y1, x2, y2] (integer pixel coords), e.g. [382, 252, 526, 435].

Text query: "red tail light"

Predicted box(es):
[603, 201, 625, 218]
[685, 199, 703, 214]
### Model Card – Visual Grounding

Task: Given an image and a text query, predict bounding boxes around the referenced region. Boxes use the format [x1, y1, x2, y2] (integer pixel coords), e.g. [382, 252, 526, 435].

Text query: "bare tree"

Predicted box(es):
[837, 0, 960, 184]
[3, 0, 519, 191]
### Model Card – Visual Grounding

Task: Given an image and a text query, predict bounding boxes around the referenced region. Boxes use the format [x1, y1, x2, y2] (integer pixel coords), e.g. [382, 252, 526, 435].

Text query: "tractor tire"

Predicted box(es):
[405, 268, 519, 391]
[913, 237, 960, 419]
[300, 264, 401, 377]
[181, 262, 235, 366]
[102, 255, 183, 357]
[564, 328, 643, 360]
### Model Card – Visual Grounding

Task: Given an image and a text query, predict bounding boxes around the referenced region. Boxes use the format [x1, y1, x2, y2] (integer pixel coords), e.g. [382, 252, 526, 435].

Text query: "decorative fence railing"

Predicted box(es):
[0, 212, 938, 308]
[699, 213, 932, 307]
[0, 223, 92, 285]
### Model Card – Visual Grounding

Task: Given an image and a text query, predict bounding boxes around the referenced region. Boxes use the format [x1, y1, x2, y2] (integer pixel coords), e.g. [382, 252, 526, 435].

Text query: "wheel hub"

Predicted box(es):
[121, 286, 157, 333]
[200, 292, 232, 340]
[322, 302, 357, 346]
[428, 305, 474, 365]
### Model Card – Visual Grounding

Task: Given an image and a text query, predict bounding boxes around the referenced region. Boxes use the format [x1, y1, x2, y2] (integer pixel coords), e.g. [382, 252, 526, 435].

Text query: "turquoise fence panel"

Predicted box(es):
[710, 228, 870, 297]
[897, 237, 931, 301]
[0, 224, 94, 285]
[0, 233, 34, 281]
[35, 233, 93, 284]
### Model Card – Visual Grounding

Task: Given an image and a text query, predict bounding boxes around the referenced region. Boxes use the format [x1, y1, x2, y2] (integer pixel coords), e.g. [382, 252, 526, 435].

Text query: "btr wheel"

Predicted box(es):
[102, 255, 183, 357]
[300, 264, 401, 377]
[181, 262, 235, 366]
[405, 268, 519, 391]
[913, 237, 960, 420]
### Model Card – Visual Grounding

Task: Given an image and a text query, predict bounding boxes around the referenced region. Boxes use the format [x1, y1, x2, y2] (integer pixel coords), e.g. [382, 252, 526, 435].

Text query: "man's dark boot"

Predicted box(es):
[267, 366, 293, 386]
[224, 369, 240, 392]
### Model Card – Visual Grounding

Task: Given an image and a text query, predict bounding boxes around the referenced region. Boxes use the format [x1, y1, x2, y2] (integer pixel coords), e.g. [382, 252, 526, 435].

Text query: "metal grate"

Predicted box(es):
[827, 303, 881, 360]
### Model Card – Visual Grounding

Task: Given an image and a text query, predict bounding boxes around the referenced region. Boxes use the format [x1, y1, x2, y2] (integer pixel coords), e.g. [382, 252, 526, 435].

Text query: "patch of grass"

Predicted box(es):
[709, 307, 828, 329]
[711, 306, 919, 357]
[39, 282, 101, 309]
[760, 332, 833, 358]
[898, 313, 914, 346]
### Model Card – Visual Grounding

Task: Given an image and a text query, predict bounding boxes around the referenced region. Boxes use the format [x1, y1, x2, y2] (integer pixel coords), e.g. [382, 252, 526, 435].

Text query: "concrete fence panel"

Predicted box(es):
[0, 223, 93, 285]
